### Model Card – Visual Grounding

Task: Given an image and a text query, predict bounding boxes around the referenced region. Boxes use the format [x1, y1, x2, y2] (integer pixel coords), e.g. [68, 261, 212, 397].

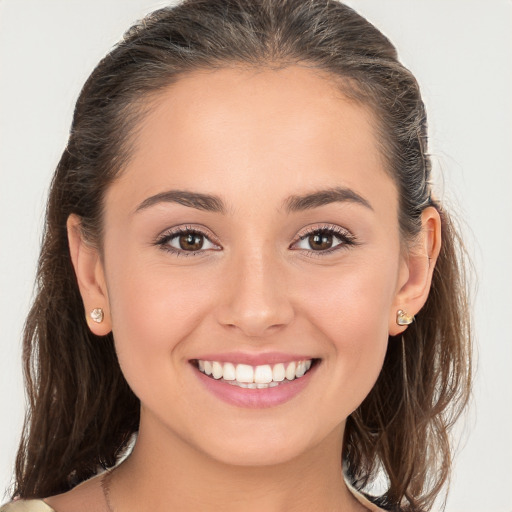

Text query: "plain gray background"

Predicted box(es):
[1, 1, 511, 510]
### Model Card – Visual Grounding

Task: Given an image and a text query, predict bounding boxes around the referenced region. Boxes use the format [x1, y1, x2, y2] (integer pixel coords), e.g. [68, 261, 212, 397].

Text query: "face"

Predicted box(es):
[85, 66, 412, 466]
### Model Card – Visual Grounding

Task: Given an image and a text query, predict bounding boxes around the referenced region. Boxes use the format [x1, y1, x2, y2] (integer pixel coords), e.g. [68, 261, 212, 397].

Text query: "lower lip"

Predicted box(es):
[193, 363, 318, 409]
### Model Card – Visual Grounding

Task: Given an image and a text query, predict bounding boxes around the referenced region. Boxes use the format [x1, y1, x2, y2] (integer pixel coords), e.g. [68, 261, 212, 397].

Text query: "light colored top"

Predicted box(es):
[0, 501, 54, 512]
[0, 484, 384, 511]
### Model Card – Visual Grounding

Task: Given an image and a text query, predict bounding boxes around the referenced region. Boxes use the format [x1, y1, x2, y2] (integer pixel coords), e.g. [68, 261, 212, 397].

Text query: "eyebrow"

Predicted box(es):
[134, 186, 373, 214]
[135, 190, 226, 214]
[284, 186, 373, 212]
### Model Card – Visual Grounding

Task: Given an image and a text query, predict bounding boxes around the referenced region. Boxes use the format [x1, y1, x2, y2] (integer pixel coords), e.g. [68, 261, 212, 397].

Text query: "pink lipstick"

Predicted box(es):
[190, 354, 319, 408]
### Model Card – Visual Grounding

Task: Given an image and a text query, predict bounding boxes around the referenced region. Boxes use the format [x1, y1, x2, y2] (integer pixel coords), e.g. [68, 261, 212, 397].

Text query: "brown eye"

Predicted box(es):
[179, 233, 204, 251]
[308, 232, 334, 251]
[157, 227, 219, 255]
[292, 226, 355, 255]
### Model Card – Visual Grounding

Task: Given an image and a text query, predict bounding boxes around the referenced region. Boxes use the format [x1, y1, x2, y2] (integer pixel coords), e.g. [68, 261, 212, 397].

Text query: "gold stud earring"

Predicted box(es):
[90, 308, 104, 323]
[396, 309, 414, 326]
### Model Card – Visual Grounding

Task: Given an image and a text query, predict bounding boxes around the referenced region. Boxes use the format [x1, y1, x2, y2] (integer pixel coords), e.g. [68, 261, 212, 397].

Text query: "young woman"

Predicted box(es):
[1, 0, 472, 511]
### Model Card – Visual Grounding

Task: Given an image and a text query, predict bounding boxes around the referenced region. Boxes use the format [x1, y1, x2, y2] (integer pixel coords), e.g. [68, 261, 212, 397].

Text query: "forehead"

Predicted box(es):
[139, 65, 377, 156]
[110, 65, 396, 217]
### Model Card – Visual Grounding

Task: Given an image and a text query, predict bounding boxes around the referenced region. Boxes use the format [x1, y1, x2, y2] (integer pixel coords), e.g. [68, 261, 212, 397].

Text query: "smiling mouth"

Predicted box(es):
[191, 359, 320, 389]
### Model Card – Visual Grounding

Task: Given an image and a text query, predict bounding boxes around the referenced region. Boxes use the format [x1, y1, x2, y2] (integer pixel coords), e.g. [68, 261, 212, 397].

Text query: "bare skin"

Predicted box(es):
[46, 65, 441, 512]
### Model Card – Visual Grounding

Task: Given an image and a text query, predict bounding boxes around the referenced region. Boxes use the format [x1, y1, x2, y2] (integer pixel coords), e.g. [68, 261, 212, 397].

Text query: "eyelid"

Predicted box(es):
[154, 223, 357, 258]
[294, 223, 353, 241]
[290, 223, 357, 255]
[155, 224, 221, 256]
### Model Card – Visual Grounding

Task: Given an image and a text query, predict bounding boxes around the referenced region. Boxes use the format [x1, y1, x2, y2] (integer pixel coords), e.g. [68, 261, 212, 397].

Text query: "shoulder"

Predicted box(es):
[1, 472, 106, 512]
[0, 500, 55, 512]
[42, 472, 107, 512]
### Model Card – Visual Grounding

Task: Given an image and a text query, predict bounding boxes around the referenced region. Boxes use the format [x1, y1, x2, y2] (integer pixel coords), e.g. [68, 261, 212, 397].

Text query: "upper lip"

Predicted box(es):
[191, 351, 317, 366]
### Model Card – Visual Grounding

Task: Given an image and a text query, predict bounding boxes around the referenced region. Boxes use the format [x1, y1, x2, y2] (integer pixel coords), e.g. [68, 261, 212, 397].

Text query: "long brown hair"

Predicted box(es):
[12, 1, 472, 510]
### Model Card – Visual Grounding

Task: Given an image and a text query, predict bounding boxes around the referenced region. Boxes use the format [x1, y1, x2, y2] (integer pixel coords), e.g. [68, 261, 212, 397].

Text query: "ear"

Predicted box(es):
[388, 207, 442, 336]
[67, 214, 112, 335]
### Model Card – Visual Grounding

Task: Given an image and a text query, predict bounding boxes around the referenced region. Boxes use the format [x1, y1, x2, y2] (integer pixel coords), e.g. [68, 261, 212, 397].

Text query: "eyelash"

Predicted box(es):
[295, 224, 357, 257]
[155, 224, 357, 258]
[155, 225, 219, 258]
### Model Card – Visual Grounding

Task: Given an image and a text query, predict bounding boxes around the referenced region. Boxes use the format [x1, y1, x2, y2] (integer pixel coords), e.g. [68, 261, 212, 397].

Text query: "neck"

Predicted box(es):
[108, 417, 361, 512]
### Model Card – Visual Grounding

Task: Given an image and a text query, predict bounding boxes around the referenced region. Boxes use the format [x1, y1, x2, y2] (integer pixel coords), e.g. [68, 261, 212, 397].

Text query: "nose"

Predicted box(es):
[215, 249, 295, 338]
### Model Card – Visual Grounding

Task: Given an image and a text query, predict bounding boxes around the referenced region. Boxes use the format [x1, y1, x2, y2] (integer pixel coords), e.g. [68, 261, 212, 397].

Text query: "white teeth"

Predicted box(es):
[227, 380, 281, 389]
[212, 361, 223, 380]
[223, 362, 236, 381]
[272, 363, 286, 382]
[196, 359, 315, 386]
[295, 361, 306, 378]
[254, 364, 273, 384]
[235, 364, 254, 383]
[285, 362, 296, 380]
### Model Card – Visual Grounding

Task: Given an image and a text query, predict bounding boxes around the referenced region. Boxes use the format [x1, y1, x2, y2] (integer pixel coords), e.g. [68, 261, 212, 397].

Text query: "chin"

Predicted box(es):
[203, 439, 312, 468]
[190, 418, 338, 469]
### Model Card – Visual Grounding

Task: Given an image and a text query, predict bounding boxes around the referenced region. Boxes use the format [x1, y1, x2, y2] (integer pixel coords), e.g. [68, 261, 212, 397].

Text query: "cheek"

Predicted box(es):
[105, 257, 220, 390]
[297, 257, 398, 409]
[301, 256, 398, 338]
